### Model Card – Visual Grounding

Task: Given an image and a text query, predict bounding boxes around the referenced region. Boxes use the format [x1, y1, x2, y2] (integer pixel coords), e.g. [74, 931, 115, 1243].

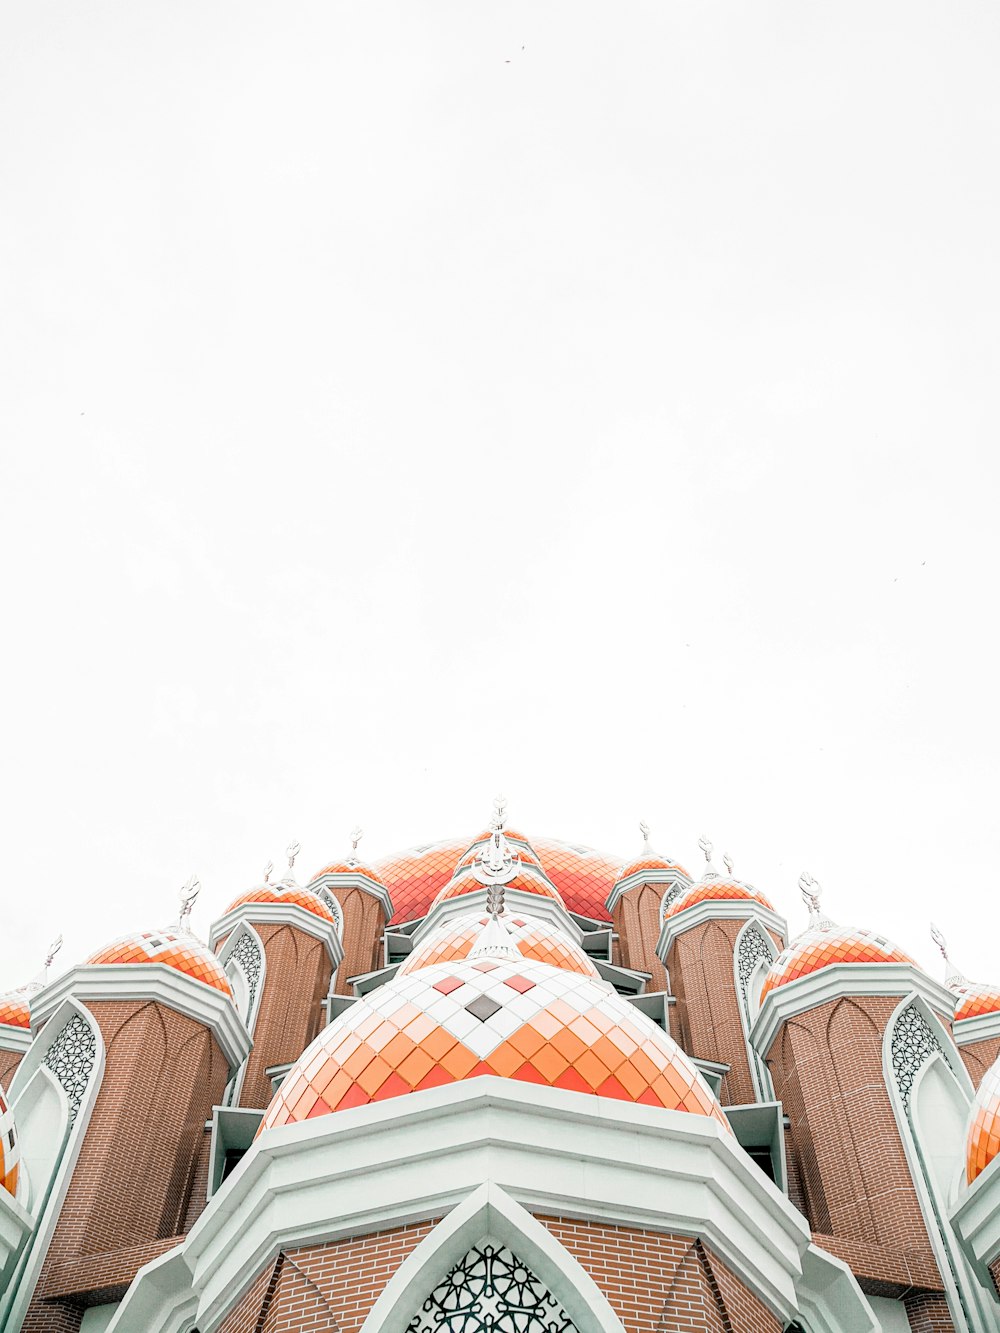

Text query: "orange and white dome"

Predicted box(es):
[663, 859, 774, 922]
[224, 881, 335, 924]
[0, 989, 31, 1031]
[86, 929, 233, 997]
[0, 1085, 19, 1196]
[760, 878, 912, 1000]
[432, 861, 564, 911]
[966, 1053, 1000, 1184]
[259, 949, 727, 1132]
[398, 912, 599, 978]
[930, 927, 1000, 1025]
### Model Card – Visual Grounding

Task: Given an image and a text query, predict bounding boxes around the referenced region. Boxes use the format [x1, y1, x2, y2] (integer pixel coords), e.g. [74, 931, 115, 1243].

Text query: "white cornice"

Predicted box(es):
[656, 901, 788, 963]
[413, 890, 584, 947]
[751, 964, 957, 1059]
[605, 867, 692, 916]
[0, 1183, 32, 1288]
[0, 1024, 31, 1054]
[951, 1151, 1000, 1286]
[308, 871, 394, 920]
[30, 965, 252, 1070]
[954, 1010, 1000, 1049]
[109, 1078, 811, 1333]
[208, 902, 344, 967]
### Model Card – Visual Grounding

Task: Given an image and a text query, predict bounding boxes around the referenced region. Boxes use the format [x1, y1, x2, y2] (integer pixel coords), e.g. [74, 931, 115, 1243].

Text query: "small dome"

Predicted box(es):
[0, 989, 31, 1030]
[615, 853, 690, 885]
[967, 1054, 1000, 1184]
[259, 954, 728, 1132]
[375, 838, 470, 926]
[311, 856, 387, 887]
[431, 862, 565, 911]
[760, 924, 913, 999]
[954, 981, 1000, 1024]
[0, 1085, 19, 1196]
[398, 912, 599, 978]
[663, 876, 774, 921]
[86, 930, 233, 997]
[224, 882, 335, 924]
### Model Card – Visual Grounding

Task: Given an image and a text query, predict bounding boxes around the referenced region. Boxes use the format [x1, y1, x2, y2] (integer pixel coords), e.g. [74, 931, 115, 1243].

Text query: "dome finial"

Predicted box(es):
[798, 872, 831, 928]
[491, 793, 508, 832]
[44, 934, 63, 979]
[474, 797, 520, 886]
[350, 826, 363, 857]
[282, 842, 301, 888]
[698, 836, 719, 880]
[930, 924, 968, 989]
[639, 820, 653, 851]
[722, 853, 734, 877]
[262, 859, 274, 884]
[178, 875, 201, 932]
[486, 881, 506, 920]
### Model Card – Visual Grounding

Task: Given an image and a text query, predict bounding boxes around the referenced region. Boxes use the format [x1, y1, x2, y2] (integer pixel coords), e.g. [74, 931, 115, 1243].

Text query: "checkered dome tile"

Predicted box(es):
[87, 930, 233, 997]
[259, 956, 728, 1134]
[955, 982, 1000, 1023]
[224, 883, 334, 923]
[663, 878, 774, 921]
[760, 924, 914, 999]
[432, 864, 565, 911]
[375, 839, 470, 926]
[530, 838, 621, 921]
[0, 1085, 19, 1197]
[398, 913, 599, 978]
[615, 853, 691, 884]
[0, 990, 31, 1030]
[967, 1056, 1000, 1183]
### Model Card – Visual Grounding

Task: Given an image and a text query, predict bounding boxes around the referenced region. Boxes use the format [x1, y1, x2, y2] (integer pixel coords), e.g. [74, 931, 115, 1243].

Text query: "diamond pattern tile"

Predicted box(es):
[224, 883, 334, 923]
[259, 956, 729, 1133]
[374, 839, 470, 926]
[87, 930, 233, 996]
[954, 982, 1000, 1024]
[398, 912, 599, 978]
[432, 863, 564, 911]
[967, 1055, 1000, 1183]
[529, 838, 622, 921]
[0, 1085, 19, 1197]
[0, 990, 31, 1030]
[760, 925, 914, 999]
[616, 853, 690, 883]
[663, 877, 774, 921]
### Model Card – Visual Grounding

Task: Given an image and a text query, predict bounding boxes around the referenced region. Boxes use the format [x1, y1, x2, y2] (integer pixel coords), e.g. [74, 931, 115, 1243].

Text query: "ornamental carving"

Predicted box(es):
[890, 1004, 943, 1108]
[229, 930, 263, 1014]
[736, 924, 773, 1021]
[42, 1012, 97, 1122]
[317, 888, 344, 937]
[407, 1241, 578, 1333]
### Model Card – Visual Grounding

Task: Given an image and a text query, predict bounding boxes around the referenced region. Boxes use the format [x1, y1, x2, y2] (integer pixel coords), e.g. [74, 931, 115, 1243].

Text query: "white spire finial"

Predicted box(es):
[798, 872, 829, 928]
[491, 793, 508, 832]
[178, 876, 201, 932]
[474, 797, 520, 886]
[930, 924, 967, 989]
[722, 853, 734, 877]
[639, 820, 652, 850]
[286, 841, 300, 871]
[350, 826, 363, 856]
[263, 859, 274, 883]
[44, 935, 63, 977]
[698, 836, 719, 879]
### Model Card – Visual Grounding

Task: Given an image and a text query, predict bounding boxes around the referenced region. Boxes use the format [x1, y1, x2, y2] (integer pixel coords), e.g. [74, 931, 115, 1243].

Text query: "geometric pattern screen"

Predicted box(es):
[407, 1241, 577, 1333]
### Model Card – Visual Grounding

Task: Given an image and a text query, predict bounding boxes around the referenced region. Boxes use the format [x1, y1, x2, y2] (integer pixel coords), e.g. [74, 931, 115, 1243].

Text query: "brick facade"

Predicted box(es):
[332, 886, 387, 995]
[612, 884, 667, 992]
[957, 1033, 1000, 1090]
[0, 1045, 23, 1091]
[22, 998, 230, 1332]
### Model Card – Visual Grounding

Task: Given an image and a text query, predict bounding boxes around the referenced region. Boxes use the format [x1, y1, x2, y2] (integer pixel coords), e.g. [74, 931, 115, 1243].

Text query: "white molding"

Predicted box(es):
[413, 890, 584, 947]
[30, 965, 251, 1071]
[955, 1011, 1000, 1050]
[216, 923, 267, 1108]
[208, 902, 344, 968]
[604, 867, 691, 916]
[0, 1183, 32, 1290]
[358, 1183, 628, 1333]
[0, 1024, 31, 1055]
[109, 1078, 811, 1333]
[751, 964, 957, 1060]
[307, 870, 394, 921]
[796, 1243, 879, 1333]
[2, 998, 107, 1333]
[733, 917, 779, 1103]
[656, 900, 788, 965]
[953, 1152, 1000, 1287]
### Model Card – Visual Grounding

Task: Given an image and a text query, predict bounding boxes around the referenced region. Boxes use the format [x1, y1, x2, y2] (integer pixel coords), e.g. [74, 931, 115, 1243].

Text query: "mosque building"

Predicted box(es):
[2, 799, 1000, 1333]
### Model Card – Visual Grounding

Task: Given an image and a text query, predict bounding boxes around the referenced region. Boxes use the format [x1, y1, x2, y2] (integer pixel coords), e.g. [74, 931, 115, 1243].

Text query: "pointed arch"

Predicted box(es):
[883, 993, 993, 1333]
[218, 922, 266, 1035]
[358, 1185, 628, 1333]
[734, 919, 777, 1100]
[658, 1238, 732, 1333]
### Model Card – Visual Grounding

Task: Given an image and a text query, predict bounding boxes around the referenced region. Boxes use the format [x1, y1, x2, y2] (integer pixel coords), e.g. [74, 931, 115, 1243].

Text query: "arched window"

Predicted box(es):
[408, 1240, 578, 1333]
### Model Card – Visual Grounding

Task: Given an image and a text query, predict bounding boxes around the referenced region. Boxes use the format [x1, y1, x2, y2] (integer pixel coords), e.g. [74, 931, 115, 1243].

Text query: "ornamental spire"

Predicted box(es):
[262, 859, 274, 884]
[282, 841, 301, 887]
[473, 795, 520, 887]
[44, 934, 63, 978]
[930, 924, 968, 990]
[722, 853, 734, 878]
[698, 836, 719, 880]
[639, 820, 653, 852]
[798, 872, 833, 930]
[178, 876, 200, 933]
[349, 826, 363, 863]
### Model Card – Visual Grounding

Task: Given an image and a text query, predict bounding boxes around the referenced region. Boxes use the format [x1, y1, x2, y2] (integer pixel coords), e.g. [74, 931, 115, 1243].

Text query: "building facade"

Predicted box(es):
[1, 807, 1000, 1333]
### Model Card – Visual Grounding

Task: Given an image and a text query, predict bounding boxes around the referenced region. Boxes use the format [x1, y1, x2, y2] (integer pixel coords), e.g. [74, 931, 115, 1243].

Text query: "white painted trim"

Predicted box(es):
[209, 902, 344, 968]
[30, 965, 252, 1071]
[796, 1243, 879, 1333]
[955, 1011, 1000, 1049]
[733, 918, 779, 1103]
[656, 900, 788, 965]
[881, 993, 993, 1333]
[358, 1183, 628, 1333]
[104, 1247, 198, 1333]
[952, 1152, 1000, 1287]
[0, 1025, 31, 1056]
[0, 1184, 32, 1291]
[751, 964, 957, 1061]
[413, 891, 584, 947]
[2, 998, 107, 1333]
[109, 1078, 811, 1332]
[604, 867, 691, 916]
[307, 871, 394, 920]
[216, 923, 267, 1107]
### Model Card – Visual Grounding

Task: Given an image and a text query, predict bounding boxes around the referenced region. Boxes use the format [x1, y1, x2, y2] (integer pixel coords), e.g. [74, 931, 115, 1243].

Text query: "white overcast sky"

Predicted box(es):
[1, 2, 998, 987]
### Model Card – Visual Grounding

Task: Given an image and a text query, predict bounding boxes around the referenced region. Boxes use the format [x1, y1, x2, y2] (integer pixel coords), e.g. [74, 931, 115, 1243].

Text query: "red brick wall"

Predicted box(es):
[23, 998, 230, 1333]
[764, 994, 942, 1285]
[0, 1045, 23, 1091]
[333, 887, 387, 996]
[666, 920, 782, 1107]
[613, 885, 668, 992]
[230, 922, 333, 1109]
[989, 1256, 1000, 1303]
[958, 1034, 1000, 1090]
[904, 1291, 957, 1332]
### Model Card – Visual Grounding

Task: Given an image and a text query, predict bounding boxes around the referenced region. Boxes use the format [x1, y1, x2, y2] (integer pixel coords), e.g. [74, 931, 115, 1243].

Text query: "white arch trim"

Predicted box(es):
[359, 1184, 627, 1333]
[733, 917, 778, 1102]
